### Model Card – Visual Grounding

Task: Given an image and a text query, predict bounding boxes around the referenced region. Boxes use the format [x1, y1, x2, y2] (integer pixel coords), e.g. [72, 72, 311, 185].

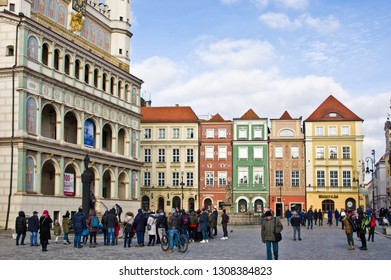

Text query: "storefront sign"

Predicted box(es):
[318, 194, 338, 199]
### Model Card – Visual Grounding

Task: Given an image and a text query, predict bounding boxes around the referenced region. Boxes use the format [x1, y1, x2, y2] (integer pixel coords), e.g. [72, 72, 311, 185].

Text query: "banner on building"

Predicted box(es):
[64, 173, 75, 196]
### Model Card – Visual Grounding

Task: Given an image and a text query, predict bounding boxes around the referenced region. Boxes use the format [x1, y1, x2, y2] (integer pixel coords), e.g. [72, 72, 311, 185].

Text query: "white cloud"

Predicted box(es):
[260, 13, 340, 33]
[251, 0, 270, 9]
[302, 14, 340, 33]
[276, 0, 309, 10]
[259, 12, 301, 29]
[194, 39, 276, 69]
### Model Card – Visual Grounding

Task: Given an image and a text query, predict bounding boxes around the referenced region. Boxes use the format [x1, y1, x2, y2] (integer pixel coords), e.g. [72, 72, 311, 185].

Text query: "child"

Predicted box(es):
[53, 219, 62, 243]
[82, 228, 89, 245]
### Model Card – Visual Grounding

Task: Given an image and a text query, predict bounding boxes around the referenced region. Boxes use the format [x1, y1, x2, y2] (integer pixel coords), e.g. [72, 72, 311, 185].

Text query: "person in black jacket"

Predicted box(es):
[133, 209, 147, 247]
[15, 211, 27, 246]
[72, 207, 86, 248]
[28, 211, 40, 246]
[105, 208, 119, 246]
[39, 210, 53, 251]
[291, 210, 302, 241]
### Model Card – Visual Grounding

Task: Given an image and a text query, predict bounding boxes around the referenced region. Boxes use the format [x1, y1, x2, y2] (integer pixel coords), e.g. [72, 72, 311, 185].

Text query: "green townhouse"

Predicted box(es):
[232, 109, 269, 214]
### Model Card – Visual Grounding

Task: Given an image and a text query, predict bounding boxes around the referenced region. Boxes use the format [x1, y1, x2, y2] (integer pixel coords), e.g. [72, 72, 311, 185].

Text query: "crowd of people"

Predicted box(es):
[14, 205, 230, 253]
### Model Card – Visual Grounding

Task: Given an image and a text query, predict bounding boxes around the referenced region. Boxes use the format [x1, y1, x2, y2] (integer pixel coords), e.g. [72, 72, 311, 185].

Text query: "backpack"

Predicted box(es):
[224, 214, 230, 223]
[91, 216, 99, 228]
[182, 214, 189, 226]
[348, 217, 357, 232]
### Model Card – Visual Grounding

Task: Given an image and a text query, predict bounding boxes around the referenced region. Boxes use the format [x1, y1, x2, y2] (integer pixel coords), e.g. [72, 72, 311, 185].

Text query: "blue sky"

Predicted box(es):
[130, 0, 391, 167]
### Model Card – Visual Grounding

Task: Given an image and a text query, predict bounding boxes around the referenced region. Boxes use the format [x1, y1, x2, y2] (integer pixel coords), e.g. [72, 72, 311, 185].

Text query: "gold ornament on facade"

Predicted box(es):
[70, 12, 83, 32]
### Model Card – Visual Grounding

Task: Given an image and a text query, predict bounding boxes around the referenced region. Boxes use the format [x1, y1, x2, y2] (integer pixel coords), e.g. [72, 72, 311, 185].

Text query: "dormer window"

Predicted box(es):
[326, 112, 341, 118]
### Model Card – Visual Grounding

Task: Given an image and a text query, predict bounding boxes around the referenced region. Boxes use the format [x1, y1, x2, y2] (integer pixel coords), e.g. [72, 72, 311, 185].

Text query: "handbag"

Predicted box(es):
[147, 224, 151, 231]
[273, 218, 282, 242]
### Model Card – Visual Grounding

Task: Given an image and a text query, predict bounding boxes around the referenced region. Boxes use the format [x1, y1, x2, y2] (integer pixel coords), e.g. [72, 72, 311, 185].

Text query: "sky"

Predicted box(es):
[129, 0, 391, 172]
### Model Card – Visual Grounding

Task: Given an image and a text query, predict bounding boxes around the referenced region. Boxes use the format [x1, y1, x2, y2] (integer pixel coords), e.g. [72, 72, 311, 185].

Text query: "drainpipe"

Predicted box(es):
[5, 12, 24, 230]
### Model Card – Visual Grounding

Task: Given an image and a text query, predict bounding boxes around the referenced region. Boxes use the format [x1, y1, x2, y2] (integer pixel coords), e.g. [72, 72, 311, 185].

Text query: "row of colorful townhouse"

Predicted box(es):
[140, 95, 365, 215]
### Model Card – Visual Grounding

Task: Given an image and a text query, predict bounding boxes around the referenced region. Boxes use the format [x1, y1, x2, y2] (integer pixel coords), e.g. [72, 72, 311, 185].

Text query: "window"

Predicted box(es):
[205, 172, 214, 186]
[218, 128, 227, 138]
[10, 3, 15, 11]
[328, 126, 337, 136]
[187, 128, 194, 139]
[343, 171, 351, 187]
[280, 129, 294, 137]
[65, 55, 71, 75]
[342, 147, 350, 159]
[218, 172, 227, 186]
[316, 146, 325, 159]
[144, 149, 151, 162]
[206, 129, 214, 138]
[238, 127, 247, 139]
[330, 171, 338, 187]
[317, 171, 325, 186]
[84, 64, 90, 83]
[275, 146, 283, 158]
[158, 149, 165, 162]
[93, 68, 98, 87]
[254, 146, 263, 160]
[6, 45, 14, 56]
[144, 172, 151, 186]
[172, 149, 180, 162]
[238, 168, 248, 184]
[275, 170, 283, 186]
[158, 172, 165, 186]
[291, 146, 299, 159]
[42, 43, 49, 66]
[158, 128, 166, 139]
[253, 127, 262, 139]
[291, 171, 299, 186]
[253, 167, 263, 185]
[218, 146, 227, 160]
[205, 146, 214, 160]
[315, 126, 324, 136]
[341, 126, 350, 136]
[187, 149, 194, 162]
[172, 128, 180, 139]
[102, 73, 107, 91]
[186, 172, 194, 186]
[329, 146, 338, 159]
[238, 147, 248, 160]
[172, 172, 179, 186]
[144, 128, 151, 139]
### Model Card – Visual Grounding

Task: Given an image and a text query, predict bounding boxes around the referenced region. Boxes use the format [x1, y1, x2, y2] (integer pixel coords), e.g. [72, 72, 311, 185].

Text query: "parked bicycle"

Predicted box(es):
[160, 231, 188, 253]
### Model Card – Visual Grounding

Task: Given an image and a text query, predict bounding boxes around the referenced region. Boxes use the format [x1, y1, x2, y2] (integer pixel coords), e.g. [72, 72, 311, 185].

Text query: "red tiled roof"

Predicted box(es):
[141, 106, 199, 123]
[240, 109, 260, 120]
[305, 95, 363, 122]
[279, 111, 293, 120]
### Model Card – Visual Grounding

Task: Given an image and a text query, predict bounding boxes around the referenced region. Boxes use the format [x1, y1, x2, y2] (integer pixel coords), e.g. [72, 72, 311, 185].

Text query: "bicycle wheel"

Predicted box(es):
[177, 234, 188, 253]
[160, 234, 169, 251]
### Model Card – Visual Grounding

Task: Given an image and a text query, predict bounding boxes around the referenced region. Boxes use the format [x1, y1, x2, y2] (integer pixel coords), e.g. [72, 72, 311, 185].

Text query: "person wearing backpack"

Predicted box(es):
[156, 210, 167, 245]
[188, 210, 198, 242]
[181, 210, 190, 241]
[123, 212, 134, 248]
[356, 207, 368, 250]
[367, 211, 376, 242]
[87, 209, 98, 247]
[147, 211, 158, 246]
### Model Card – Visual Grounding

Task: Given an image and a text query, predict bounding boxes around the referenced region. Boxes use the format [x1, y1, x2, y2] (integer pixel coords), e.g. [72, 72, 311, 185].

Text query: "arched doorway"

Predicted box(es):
[322, 199, 335, 212]
[172, 196, 180, 209]
[41, 161, 55, 195]
[102, 170, 112, 199]
[158, 197, 165, 212]
[188, 198, 195, 211]
[254, 199, 264, 213]
[204, 198, 212, 210]
[238, 199, 247, 213]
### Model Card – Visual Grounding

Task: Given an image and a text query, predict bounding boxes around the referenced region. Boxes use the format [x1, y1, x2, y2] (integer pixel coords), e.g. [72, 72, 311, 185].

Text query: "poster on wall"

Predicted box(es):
[84, 119, 94, 147]
[64, 173, 75, 196]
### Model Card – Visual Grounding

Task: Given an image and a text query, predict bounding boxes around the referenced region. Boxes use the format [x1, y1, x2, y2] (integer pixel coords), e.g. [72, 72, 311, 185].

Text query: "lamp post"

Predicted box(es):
[277, 182, 283, 218]
[353, 170, 360, 208]
[365, 149, 376, 211]
[180, 171, 185, 210]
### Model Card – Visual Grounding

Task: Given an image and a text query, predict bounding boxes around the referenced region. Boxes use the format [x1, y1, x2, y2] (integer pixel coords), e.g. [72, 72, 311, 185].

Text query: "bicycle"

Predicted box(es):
[161, 230, 188, 253]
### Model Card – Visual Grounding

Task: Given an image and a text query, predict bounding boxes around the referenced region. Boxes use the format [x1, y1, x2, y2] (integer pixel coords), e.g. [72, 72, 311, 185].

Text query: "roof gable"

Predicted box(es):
[240, 109, 260, 120]
[279, 111, 293, 120]
[305, 95, 363, 122]
[208, 113, 225, 122]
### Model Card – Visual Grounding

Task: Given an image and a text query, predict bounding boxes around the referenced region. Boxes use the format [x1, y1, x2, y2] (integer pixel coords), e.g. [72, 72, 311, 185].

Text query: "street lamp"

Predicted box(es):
[353, 170, 360, 208]
[180, 171, 185, 210]
[277, 181, 283, 218]
[365, 149, 376, 211]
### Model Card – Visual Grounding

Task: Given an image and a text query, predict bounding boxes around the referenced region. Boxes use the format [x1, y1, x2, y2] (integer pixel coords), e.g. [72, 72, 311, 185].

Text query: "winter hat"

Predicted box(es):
[42, 210, 49, 217]
[265, 211, 272, 217]
[341, 211, 346, 216]
[33, 211, 38, 214]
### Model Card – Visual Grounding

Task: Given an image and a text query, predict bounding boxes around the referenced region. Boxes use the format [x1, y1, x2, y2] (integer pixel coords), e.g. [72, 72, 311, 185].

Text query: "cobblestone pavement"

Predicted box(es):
[1, 222, 390, 260]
